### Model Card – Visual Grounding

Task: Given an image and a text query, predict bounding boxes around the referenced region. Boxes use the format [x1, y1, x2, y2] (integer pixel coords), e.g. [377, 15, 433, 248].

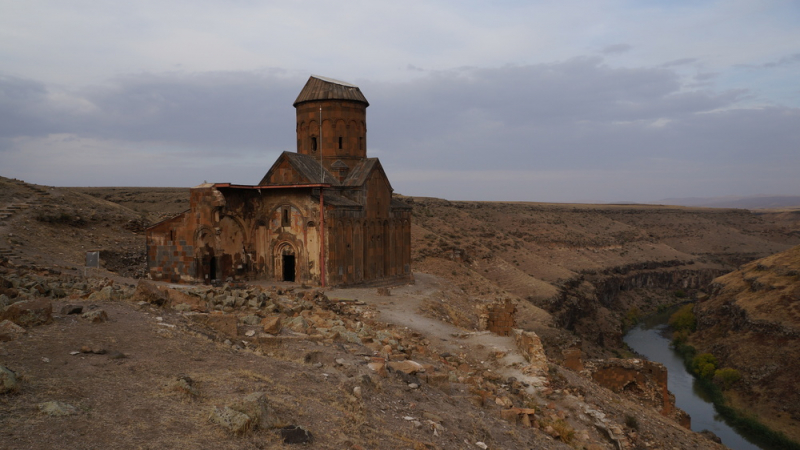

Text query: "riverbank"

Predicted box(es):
[672, 340, 800, 450]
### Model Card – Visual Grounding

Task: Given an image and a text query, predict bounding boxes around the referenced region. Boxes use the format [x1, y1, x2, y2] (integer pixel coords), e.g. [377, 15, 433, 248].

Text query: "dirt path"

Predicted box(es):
[327, 273, 547, 390]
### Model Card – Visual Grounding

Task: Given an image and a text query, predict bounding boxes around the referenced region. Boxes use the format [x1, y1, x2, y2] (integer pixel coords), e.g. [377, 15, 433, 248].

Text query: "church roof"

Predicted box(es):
[258, 152, 339, 185]
[293, 75, 369, 107]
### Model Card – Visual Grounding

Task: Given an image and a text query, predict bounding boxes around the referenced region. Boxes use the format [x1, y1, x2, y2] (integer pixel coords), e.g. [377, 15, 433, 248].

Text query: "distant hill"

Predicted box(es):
[657, 195, 800, 210]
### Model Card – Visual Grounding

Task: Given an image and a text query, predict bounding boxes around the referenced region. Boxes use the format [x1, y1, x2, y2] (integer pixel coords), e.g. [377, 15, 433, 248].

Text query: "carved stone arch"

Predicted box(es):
[271, 237, 304, 283]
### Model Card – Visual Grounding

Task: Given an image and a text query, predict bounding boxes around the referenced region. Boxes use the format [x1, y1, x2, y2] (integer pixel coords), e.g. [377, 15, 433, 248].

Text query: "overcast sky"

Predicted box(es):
[1, 1, 799, 203]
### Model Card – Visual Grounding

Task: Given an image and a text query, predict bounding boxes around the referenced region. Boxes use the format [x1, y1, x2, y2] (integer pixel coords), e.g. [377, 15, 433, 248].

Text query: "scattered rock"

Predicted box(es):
[80, 345, 106, 354]
[82, 309, 108, 323]
[131, 280, 168, 306]
[38, 401, 77, 416]
[209, 406, 253, 434]
[0, 365, 19, 394]
[1, 298, 52, 327]
[261, 316, 282, 335]
[280, 425, 313, 444]
[0, 319, 26, 341]
[169, 375, 199, 397]
[376, 287, 391, 296]
[387, 360, 425, 375]
[231, 392, 277, 430]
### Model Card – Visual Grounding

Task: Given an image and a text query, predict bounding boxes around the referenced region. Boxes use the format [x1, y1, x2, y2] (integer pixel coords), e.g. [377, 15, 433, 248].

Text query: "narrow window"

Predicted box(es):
[282, 207, 290, 227]
[311, 137, 317, 152]
[359, 137, 363, 150]
[338, 136, 343, 149]
[297, 139, 301, 151]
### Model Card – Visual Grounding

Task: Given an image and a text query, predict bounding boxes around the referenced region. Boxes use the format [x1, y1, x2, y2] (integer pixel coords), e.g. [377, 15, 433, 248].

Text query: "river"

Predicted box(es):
[624, 312, 762, 450]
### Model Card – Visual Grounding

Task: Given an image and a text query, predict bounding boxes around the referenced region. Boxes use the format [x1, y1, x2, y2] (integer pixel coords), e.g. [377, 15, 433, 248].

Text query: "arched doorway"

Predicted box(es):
[277, 244, 296, 282]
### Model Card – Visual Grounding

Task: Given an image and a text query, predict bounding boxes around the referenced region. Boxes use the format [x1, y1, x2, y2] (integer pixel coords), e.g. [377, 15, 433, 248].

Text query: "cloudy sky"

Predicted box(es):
[1, 1, 799, 203]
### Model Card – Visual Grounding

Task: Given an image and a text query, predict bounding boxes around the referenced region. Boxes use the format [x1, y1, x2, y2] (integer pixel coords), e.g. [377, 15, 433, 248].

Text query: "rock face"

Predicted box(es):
[546, 265, 725, 349]
[692, 244, 800, 440]
[587, 358, 690, 429]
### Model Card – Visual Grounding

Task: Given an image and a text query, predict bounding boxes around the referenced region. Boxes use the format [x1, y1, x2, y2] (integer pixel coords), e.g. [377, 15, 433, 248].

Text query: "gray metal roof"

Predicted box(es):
[293, 75, 369, 107]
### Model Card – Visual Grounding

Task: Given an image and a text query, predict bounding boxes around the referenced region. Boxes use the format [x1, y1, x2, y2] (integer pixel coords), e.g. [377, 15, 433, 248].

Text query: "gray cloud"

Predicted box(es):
[0, 59, 798, 202]
[763, 53, 800, 68]
[660, 58, 697, 68]
[600, 44, 632, 55]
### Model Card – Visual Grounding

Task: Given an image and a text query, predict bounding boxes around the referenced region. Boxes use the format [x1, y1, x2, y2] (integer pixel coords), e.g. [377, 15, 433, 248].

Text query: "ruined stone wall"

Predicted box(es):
[588, 358, 690, 428]
[484, 299, 516, 336]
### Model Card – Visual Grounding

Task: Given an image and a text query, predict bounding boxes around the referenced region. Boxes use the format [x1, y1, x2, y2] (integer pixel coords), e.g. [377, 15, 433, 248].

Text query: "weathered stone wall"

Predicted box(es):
[485, 299, 516, 336]
[587, 358, 690, 428]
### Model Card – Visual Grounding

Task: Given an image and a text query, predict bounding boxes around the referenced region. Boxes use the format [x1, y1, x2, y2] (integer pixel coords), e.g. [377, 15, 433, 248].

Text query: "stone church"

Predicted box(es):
[146, 75, 412, 286]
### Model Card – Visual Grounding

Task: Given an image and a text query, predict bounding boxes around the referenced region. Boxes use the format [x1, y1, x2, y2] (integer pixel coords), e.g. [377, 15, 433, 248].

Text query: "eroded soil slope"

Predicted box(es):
[693, 244, 800, 441]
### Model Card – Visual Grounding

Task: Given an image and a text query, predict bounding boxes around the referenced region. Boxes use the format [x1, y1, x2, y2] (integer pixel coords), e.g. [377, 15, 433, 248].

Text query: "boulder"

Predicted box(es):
[209, 406, 254, 434]
[131, 280, 168, 306]
[231, 392, 277, 430]
[1, 299, 52, 327]
[82, 309, 108, 323]
[0, 319, 26, 341]
[261, 316, 282, 335]
[0, 365, 19, 394]
[166, 289, 207, 312]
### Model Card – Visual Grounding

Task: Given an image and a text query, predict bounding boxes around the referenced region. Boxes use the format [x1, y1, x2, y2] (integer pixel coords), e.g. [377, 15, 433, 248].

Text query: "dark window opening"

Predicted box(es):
[282, 254, 295, 282]
[338, 136, 343, 149]
[297, 139, 301, 150]
[359, 137, 363, 150]
[311, 137, 317, 152]
[282, 207, 290, 227]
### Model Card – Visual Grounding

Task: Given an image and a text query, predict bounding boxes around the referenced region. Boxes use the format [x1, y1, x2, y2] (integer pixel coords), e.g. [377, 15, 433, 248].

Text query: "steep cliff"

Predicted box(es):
[693, 245, 800, 441]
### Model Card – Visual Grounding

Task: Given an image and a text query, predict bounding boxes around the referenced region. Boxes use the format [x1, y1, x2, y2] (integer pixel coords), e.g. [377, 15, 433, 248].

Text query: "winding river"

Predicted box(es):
[624, 312, 762, 450]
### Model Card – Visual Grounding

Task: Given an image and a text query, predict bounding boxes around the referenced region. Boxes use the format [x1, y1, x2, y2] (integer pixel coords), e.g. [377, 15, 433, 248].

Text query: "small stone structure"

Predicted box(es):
[482, 299, 516, 336]
[587, 358, 690, 428]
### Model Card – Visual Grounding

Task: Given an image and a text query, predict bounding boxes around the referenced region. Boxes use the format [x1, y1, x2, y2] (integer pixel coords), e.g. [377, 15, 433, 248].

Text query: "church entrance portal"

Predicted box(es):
[278, 244, 296, 282]
[282, 254, 295, 282]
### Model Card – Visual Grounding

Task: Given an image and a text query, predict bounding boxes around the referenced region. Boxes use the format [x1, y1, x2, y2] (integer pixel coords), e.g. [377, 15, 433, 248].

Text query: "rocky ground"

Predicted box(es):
[0, 261, 723, 449]
[2, 175, 799, 448]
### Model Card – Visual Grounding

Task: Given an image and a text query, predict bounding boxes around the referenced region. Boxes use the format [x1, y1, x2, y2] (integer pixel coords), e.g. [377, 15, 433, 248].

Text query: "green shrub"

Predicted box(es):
[669, 304, 696, 332]
[714, 367, 742, 390]
[692, 353, 718, 379]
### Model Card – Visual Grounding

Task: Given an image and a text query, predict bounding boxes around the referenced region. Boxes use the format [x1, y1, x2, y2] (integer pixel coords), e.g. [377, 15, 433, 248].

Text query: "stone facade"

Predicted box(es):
[146, 76, 412, 287]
